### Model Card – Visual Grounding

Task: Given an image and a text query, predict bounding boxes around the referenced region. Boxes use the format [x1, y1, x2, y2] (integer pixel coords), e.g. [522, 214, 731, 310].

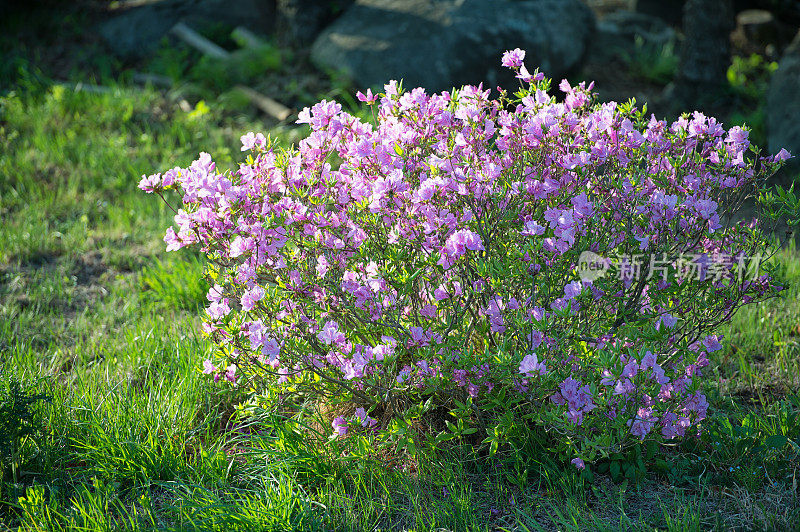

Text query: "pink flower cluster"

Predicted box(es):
[332, 407, 378, 438]
[143, 50, 790, 464]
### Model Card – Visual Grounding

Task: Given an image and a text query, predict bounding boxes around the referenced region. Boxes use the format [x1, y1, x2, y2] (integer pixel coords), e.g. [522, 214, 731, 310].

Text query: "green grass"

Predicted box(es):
[718, 243, 800, 393]
[1, 22, 800, 532]
[624, 36, 679, 86]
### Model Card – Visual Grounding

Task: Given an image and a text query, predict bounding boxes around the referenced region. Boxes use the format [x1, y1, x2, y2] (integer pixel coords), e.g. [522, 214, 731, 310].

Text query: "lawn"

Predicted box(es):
[1, 8, 799, 532]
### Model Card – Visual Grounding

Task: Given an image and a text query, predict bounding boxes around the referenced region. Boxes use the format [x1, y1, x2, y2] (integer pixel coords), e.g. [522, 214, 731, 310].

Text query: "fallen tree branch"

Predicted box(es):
[170, 22, 230, 59]
[234, 84, 292, 122]
[54, 82, 137, 95]
[169, 22, 291, 121]
[132, 72, 173, 88]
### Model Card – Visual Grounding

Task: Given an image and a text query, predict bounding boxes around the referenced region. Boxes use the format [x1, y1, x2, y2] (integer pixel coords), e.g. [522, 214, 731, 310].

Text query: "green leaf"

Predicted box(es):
[610, 461, 621, 480]
[646, 441, 658, 460]
[435, 432, 455, 443]
[764, 435, 788, 449]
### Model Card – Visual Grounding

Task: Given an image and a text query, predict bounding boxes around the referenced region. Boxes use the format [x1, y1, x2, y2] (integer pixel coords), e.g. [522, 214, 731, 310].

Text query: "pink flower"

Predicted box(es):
[316, 255, 330, 278]
[621, 359, 639, 379]
[564, 281, 582, 300]
[702, 335, 723, 352]
[318, 321, 346, 346]
[519, 353, 547, 376]
[356, 88, 378, 104]
[460, 229, 485, 251]
[241, 286, 265, 311]
[571, 458, 585, 470]
[202, 359, 216, 374]
[138, 173, 161, 192]
[354, 407, 377, 428]
[207, 284, 224, 303]
[332, 416, 348, 437]
[693, 199, 718, 220]
[261, 337, 281, 361]
[517, 64, 537, 82]
[240, 132, 266, 151]
[521, 220, 545, 236]
[439, 229, 484, 266]
[501, 48, 525, 68]
[641, 351, 657, 370]
[229, 236, 252, 258]
[207, 299, 231, 320]
[421, 304, 437, 318]
[409, 326, 428, 346]
[656, 313, 678, 330]
[528, 330, 544, 349]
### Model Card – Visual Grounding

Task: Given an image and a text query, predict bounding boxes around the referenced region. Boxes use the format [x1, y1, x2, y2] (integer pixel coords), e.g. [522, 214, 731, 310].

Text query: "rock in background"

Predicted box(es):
[276, 0, 354, 46]
[99, 0, 276, 60]
[767, 30, 800, 184]
[310, 0, 595, 93]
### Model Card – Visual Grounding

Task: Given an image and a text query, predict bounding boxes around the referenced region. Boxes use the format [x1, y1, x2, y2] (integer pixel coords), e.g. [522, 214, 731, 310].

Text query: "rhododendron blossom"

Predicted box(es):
[519, 353, 547, 377]
[143, 49, 794, 467]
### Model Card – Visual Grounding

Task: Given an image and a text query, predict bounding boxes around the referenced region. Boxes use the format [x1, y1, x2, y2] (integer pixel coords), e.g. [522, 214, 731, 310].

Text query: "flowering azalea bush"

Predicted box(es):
[141, 49, 796, 466]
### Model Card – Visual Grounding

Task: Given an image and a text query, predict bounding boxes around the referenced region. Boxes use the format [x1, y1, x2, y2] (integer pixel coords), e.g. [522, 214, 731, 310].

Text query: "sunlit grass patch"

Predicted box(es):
[717, 243, 800, 396]
[139, 255, 209, 312]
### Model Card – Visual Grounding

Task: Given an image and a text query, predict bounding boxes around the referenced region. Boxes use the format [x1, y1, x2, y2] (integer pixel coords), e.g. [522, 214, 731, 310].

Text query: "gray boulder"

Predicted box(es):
[276, 0, 354, 46]
[99, 0, 275, 61]
[310, 0, 595, 93]
[767, 30, 800, 184]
